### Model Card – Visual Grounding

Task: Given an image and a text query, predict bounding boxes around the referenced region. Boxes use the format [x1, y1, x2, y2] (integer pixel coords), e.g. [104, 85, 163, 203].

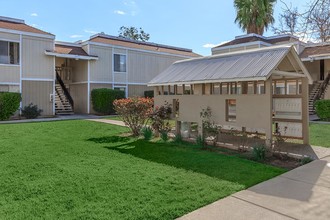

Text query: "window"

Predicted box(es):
[247, 82, 255, 94]
[114, 86, 127, 97]
[0, 41, 19, 64]
[221, 83, 228, 94]
[114, 54, 126, 72]
[226, 99, 236, 122]
[257, 81, 265, 94]
[212, 83, 220, 94]
[287, 80, 297, 95]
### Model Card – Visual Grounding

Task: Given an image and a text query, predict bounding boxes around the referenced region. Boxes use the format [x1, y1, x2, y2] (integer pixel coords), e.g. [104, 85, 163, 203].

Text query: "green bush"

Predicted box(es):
[174, 133, 183, 143]
[300, 156, 313, 165]
[91, 89, 125, 115]
[252, 143, 267, 162]
[196, 135, 205, 147]
[141, 126, 153, 141]
[0, 92, 21, 120]
[160, 131, 169, 142]
[21, 103, 43, 119]
[144, 90, 154, 98]
[315, 99, 330, 121]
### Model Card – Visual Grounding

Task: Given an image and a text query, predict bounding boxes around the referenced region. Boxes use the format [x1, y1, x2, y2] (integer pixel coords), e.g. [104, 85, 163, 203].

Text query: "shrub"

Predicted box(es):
[196, 135, 205, 147]
[141, 126, 153, 140]
[150, 102, 172, 136]
[91, 88, 125, 115]
[160, 131, 169, 142]
[315, 99, 330, 121]
[0, 92, 21, 120]
[113, 97, 154, 136]
[252, 143, 267, 161]
[144, 90, 154, 98]
[300, 156, 313, 165]
[21, 103, 43, 119]
[174, 133, 183, 143]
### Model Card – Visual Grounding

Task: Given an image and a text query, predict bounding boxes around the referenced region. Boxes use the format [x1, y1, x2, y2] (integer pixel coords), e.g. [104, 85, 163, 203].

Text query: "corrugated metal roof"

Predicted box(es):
[149, 46, 291, 85]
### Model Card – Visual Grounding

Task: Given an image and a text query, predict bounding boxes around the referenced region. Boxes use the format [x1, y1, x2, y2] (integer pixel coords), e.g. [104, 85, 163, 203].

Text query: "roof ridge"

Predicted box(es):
[90, 33, 193, 52]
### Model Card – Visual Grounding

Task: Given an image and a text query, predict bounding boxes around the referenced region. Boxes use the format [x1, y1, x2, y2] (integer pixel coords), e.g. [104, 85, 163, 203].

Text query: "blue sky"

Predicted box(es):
[0, 0, 310, 55]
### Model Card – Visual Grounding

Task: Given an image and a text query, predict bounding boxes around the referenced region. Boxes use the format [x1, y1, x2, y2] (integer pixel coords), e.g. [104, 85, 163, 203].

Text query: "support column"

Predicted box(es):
[302, 77, 310, 144]
[265, 78, 273, 147]
[175, 120, 181, 136]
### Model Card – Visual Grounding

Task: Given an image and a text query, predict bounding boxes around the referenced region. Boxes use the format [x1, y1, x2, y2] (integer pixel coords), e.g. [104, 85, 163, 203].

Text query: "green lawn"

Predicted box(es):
[0, 120, 284, 219]
[310, 123, 330, 148]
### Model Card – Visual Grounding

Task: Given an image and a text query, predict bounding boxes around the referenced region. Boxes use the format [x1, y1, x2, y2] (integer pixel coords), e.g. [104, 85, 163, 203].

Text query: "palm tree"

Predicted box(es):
[234, 0, 277, 35]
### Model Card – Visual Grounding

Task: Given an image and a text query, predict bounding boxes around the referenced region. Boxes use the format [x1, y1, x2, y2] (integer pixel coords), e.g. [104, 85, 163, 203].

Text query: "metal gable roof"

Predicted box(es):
[148, 46, 292, 86]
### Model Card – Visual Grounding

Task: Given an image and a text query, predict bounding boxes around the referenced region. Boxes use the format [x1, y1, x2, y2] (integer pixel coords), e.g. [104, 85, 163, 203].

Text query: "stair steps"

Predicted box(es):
[55, 83, 74, 115]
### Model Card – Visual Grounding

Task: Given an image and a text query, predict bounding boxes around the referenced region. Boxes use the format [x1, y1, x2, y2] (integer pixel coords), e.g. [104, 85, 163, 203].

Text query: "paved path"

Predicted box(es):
[86, 118, 127, 127]
[178, 155, 330, 220]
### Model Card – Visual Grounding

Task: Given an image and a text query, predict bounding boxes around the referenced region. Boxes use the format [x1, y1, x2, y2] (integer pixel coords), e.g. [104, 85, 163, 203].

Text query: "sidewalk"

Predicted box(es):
[178, 155, 330, 220]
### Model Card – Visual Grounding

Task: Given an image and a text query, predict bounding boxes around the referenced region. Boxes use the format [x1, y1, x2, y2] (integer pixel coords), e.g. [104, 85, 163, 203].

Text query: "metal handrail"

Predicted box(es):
[56, 70, 74, 109]
[314, 73, 330, 103]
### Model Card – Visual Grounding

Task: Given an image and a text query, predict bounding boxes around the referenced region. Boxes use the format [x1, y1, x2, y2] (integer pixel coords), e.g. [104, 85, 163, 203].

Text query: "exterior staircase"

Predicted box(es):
[308, 73, 330, 115]
[55, 84, 74, 115]
[308, 82, 321, 114]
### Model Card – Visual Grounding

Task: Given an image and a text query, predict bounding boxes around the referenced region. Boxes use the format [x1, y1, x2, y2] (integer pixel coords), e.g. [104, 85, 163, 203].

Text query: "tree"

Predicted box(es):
[234, 0, 277, 35]
[273, 0, 330, 42]
[118, 26, 150, 42]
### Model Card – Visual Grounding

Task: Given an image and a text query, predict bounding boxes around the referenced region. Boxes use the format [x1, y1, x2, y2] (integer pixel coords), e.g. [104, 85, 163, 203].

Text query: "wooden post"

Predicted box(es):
[302, 77, 310, 144]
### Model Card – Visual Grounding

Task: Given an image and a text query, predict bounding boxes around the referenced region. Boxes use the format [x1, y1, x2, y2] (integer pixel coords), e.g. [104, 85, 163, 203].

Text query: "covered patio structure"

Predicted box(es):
[149, 45, 313, 145]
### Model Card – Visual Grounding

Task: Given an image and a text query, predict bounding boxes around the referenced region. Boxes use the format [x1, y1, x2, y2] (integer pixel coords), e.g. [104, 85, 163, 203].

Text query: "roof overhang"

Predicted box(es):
[148, 77, 267, 87]
[301, 54, 330, 62]
[44, 51, 98, 60]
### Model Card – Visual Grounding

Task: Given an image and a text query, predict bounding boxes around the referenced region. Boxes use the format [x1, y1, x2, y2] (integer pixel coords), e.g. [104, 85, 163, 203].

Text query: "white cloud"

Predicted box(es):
[203, 43, 216, 48]
[30, 13, 38, 17]
[70, 35, 83, 38]
[84, 29, 98, 34]
[114, 10, 126, 15]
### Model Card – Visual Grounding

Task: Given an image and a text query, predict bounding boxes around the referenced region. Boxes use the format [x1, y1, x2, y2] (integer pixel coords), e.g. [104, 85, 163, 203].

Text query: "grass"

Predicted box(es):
[310, 123, 330, 148]
[0, 120, 284, 219]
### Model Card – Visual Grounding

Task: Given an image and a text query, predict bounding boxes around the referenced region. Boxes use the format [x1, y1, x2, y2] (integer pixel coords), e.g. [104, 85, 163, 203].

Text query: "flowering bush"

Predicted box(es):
[113, 97, 154, 136]
[149, 102, 172, 136]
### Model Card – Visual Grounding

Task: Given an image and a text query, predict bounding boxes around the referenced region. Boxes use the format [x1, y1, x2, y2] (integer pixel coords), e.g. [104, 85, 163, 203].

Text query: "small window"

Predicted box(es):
[114, 54, 126, 72]
[247, 82, 255, 94]
[221, 83, 228, 94]
[184, 84, 192, 95]
[275, 80, 285, 95]
[287, 80, 297, 95]
[230, 82, 237, 94]
[0, 41, 19, 64]
[212, 83, 220, 94]
[257, 81, 265, 94]
[226, 99, 236, 122]
[176, 85, 183, 95]
[298, 80, 302, 94]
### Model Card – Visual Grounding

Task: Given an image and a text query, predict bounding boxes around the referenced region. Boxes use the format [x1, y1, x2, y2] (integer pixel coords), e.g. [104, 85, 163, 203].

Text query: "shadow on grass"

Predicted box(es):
[87, 136, 130, 144]
[102, 139, 284, 188]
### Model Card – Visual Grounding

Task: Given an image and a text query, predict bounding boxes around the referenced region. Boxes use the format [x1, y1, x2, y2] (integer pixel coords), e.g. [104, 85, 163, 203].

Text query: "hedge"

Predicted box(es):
[144, 90, 154, 98]
[0, 92, 21, 120]
[315, 99, 330, 121]
[91, 88, 125, 115]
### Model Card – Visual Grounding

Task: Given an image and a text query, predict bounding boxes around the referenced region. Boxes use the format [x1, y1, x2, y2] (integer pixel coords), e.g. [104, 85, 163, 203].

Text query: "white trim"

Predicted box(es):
[87, 44, 91, 114]
[21, 78, 54, 82]
[69, 81, 88, 85]
[44, 51, 98, 60]
[0, 28, 54, 39]
[301, 55, 330, 62]
[89, 81, 147, 85]
[272, 70, 306, 78]
[111, 49, 114, 88]
[148, 77, 268, 87]
[0, 63, 20, 67]
[52, 41, 56, 115]
[0, 82, 20, 85]
[84, 41, 196, 59]
[19, 34, 22, 114]
[0, 38, 20, 43]
[212, 41, 272, 52]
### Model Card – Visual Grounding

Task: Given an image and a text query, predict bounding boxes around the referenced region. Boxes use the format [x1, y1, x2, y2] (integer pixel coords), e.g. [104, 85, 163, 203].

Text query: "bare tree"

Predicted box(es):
[273, 0, 330, 42]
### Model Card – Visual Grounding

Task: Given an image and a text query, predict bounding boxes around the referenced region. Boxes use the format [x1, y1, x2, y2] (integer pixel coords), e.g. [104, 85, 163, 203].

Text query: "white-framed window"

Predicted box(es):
[226, 99, 236, 122]
[113, 54, 126, 72]
[0, 41, 19, 65]
[114, 86, 127, 97]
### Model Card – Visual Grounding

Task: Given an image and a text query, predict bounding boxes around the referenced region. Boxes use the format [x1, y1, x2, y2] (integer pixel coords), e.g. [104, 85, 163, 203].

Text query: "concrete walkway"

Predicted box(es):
[86, 118, 126, 127]
[178, 155, 330, 220]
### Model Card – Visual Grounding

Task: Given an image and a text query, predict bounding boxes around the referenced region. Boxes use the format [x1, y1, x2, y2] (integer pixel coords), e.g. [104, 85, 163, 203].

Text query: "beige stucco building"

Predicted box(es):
[0, 16, 199, 116]
[149, 46, 312, 145]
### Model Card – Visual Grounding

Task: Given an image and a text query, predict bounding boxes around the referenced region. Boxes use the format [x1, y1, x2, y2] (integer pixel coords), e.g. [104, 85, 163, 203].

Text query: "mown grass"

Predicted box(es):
[310, 123, 330, 148]
[0, 120, 284, 219]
